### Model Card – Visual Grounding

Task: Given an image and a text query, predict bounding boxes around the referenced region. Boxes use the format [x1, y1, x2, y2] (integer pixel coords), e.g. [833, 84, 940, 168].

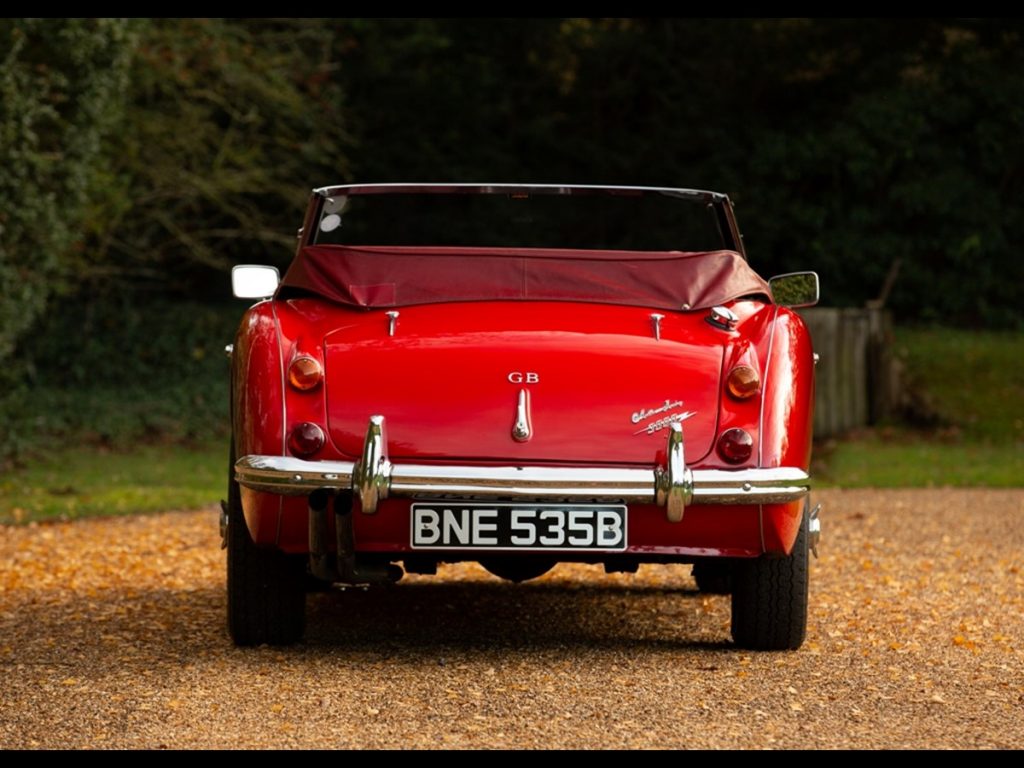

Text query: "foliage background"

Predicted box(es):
[1, 18, 1021, 458]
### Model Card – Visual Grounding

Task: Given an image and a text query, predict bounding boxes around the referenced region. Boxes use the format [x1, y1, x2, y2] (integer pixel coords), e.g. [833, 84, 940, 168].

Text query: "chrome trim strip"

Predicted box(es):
[235, 456, 810, 508]
[390, 464, 655, 502]
[757, 304, 779, 467]
[312, 182, 726, 203]
[756, 304, 779, 550]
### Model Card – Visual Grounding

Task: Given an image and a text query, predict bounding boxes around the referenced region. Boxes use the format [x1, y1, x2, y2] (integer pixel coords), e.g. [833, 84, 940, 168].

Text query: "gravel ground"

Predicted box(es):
[1, 488, 1022, 749]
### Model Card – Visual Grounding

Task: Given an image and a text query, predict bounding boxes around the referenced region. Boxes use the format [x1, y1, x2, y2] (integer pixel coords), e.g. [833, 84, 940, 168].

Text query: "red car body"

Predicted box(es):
[226, 184, 820, 649]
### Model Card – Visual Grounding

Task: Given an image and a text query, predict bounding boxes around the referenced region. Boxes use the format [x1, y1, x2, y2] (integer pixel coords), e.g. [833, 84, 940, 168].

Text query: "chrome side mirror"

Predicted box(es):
[232, 265, 280, 299]
[769, 271, 819, 308]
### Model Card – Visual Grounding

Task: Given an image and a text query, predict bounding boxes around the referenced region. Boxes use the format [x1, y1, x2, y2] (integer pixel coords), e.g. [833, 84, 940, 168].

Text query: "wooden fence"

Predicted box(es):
[798, 307, 897, 438]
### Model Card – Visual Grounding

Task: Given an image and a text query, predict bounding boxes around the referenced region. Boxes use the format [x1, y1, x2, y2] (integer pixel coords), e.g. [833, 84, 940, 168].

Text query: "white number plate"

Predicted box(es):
[410, 503, 627, 551]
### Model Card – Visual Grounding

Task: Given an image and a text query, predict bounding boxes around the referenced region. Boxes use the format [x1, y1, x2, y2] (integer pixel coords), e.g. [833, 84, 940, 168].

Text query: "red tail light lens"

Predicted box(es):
[717, 428, 753, 464]
[726, 365, 760, 400]
[288, 356, 322, 391]
[288, 422, 325, 456]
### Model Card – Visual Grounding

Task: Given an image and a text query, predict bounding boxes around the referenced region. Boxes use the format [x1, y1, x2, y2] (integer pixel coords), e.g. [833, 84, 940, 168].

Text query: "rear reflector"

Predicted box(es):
[289, 422, 325, 457]
[717, 428, 753, 464]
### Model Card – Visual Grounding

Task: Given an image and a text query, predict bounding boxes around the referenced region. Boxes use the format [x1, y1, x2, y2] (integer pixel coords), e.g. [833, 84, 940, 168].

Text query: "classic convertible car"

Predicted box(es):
[226, 183, 820, 650]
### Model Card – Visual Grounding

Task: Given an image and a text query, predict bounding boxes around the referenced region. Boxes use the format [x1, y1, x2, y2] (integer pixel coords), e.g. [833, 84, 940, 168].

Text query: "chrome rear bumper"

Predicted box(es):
[235, 415, 810, 522]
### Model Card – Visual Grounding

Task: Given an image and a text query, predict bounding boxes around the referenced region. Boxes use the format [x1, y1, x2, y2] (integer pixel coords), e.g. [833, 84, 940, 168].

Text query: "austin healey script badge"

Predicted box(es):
[630, 399, 695, 435]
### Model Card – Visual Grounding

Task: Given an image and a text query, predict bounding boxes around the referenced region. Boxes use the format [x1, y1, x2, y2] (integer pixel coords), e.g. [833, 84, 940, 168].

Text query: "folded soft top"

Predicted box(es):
[279, 245, 771, 311]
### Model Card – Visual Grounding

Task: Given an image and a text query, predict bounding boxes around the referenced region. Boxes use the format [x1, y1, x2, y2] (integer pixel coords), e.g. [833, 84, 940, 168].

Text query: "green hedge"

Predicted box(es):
[2, 297, 238, 458]
[3, 19, 1023, 460]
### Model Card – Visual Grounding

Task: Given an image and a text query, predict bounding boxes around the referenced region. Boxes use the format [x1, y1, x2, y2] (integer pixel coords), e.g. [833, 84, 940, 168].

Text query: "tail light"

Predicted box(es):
[288, 356, 323, 391]
[726, 365, 760, 400]
[717, 428, 753, 464]
[289, 422, 325, 456]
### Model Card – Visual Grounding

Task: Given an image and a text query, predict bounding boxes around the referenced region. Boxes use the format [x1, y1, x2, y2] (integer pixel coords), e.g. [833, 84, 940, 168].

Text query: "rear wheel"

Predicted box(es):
[480, 557, 556, 583]
[730, 506, 809, 650]
[226, 446, 306, 646]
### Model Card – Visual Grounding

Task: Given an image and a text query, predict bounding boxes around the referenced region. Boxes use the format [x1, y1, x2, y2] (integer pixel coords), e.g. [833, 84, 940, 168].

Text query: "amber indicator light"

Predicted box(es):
[726, 365, 760, 400]
[288, 356, 323, 391]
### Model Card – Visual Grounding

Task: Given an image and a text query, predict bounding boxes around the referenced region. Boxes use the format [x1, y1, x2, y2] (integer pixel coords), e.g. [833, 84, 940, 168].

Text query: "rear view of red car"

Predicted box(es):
[226, 184, 821, 650]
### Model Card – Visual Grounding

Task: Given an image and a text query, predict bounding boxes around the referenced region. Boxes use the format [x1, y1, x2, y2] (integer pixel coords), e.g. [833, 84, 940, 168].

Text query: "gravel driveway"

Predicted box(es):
[1, 488, 1022, 749]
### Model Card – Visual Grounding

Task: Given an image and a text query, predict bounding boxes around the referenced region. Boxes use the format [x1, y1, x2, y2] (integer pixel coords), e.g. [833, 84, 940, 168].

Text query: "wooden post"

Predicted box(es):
[799, 307, 893, 438]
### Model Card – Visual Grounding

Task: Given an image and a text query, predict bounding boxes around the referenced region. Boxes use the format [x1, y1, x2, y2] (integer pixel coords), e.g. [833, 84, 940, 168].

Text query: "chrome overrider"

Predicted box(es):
[236, 417, 810, 523]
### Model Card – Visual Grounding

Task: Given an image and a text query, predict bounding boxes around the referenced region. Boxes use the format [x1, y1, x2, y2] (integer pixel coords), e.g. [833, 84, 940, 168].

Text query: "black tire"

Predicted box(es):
[692, 561, 732, 595]
[730, 506, 809, 651]
[479, 557, 556, 583]
[226, 445, 306, 646]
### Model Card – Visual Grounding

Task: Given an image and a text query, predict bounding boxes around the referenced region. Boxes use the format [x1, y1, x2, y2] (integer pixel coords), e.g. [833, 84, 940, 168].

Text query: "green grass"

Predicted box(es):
[0, 441, 226, 524]
[817, 327, 1024, 488]
[893, 328, 1024, 443]
[816, 429, 1024, 488]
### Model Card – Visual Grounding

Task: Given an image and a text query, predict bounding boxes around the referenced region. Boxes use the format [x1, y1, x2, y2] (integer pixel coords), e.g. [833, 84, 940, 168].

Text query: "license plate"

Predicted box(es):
[410, 503, 627, 551]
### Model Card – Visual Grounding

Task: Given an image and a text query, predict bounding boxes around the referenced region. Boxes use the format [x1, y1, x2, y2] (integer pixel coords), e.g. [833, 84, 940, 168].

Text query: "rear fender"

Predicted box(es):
[233, 302, 286, 545]
[758, 307, 815, 554]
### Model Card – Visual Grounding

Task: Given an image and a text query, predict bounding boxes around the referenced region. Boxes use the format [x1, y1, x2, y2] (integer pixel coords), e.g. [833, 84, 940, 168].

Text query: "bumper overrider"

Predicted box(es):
[235, 416, 810, 524]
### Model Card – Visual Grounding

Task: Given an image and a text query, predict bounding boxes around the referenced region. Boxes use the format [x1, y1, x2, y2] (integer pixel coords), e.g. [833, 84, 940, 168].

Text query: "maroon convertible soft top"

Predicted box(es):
[280, 245, 772, 311]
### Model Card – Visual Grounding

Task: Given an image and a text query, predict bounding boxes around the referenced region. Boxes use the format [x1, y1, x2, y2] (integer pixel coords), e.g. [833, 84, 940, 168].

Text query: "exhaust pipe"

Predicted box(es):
[335, 491, 402, 585]
[308, 489, 335, 580]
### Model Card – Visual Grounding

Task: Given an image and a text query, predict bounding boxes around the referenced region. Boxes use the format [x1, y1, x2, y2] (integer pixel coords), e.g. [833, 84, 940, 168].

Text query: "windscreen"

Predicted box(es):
[312, 191, 726, 252]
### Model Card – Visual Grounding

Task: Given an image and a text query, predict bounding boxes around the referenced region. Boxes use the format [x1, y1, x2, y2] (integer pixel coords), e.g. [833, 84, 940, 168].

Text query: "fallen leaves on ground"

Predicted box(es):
[1, 489, 1022, 748]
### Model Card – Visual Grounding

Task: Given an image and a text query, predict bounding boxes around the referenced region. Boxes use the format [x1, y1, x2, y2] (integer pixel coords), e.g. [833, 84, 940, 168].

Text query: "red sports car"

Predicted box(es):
[226, 184, 820, 650]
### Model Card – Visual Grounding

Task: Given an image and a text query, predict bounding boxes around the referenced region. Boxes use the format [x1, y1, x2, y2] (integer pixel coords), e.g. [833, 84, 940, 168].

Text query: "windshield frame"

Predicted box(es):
[297, 183, 746, 259]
